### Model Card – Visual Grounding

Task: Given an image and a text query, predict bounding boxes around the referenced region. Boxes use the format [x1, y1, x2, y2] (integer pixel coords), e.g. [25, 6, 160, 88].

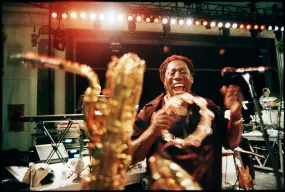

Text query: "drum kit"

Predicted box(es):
[249, 97, 284, 131]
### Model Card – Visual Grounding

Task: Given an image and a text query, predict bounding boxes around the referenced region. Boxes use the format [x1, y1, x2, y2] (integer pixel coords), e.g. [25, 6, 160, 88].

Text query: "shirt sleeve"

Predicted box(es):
[131, 105, 153, 140]
[216, 107, 230, 149]
[207, 99, 230, 149]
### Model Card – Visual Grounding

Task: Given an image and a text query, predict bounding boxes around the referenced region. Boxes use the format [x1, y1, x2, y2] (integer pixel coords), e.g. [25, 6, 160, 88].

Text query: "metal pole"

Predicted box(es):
[2, 24, 6, 78]
[48, 3, 52, 114]
[242, 73, 282, 189]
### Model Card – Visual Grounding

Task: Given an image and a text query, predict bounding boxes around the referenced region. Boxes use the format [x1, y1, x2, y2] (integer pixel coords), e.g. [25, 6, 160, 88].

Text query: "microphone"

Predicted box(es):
[221, 66, 270, 77]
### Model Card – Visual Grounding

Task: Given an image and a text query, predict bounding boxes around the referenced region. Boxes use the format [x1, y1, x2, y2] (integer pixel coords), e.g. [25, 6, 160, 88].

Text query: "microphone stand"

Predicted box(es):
[241, 73, 282, 189]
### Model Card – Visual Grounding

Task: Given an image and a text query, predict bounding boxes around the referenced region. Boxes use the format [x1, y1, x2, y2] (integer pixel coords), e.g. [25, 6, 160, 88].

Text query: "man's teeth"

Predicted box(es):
[173, 84, 184, 92]
[173, 84, 184, 87]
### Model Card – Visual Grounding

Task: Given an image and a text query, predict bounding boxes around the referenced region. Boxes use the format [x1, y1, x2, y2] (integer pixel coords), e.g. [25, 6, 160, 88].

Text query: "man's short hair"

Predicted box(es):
[262, 87, 270, 93]
[159, 55, 195, 83]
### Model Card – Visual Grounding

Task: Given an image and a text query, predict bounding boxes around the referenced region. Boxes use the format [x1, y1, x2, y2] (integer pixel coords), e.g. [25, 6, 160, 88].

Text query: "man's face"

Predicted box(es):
[164, 60, 193, 97]
[264, 90, 270, 97]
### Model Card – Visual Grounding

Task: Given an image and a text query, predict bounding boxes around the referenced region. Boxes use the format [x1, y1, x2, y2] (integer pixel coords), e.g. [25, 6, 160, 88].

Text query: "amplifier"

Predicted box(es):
[57, 121, 81, 139]
[62, 138, 80, 145]
[66, 147, 89, 158]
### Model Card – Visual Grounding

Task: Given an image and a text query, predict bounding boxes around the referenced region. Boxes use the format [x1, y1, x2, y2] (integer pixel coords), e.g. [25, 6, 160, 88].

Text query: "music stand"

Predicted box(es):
[35, 121, 73, 164]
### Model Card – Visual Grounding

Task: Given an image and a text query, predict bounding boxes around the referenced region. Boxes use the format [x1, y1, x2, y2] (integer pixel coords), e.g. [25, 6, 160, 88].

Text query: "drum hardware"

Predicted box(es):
[279, 111, 283, 129]
[249, 108, 284, 130]
[243, 124, 253, 133]
[242, 101, 249, 110]
[249, 114, 261, 131]
[250, 113, 260, 124]
[278, 101, 284, 108]
[252, 146, 267, 151]
[260, 97, 279, 109]
[241, 73, 281, 189]
[260, 97, 277, 103]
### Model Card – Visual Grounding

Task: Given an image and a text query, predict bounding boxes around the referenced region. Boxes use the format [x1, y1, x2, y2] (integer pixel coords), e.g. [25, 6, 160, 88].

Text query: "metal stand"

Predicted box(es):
[241, 73, 282, 189]
[79, 128, 85, 158]
[242, 135, 283, 173]
[36, 121, 73, 164]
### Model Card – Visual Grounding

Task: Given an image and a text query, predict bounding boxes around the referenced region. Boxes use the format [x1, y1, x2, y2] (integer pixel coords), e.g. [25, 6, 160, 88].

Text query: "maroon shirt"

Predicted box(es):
[131, 93, 229, 190]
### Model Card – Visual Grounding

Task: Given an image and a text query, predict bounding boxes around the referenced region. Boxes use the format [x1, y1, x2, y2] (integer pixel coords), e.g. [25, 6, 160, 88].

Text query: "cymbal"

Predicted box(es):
[261, 102, 279, 109]
[260, 97, 277, 102]
[261, 102, 280, 108]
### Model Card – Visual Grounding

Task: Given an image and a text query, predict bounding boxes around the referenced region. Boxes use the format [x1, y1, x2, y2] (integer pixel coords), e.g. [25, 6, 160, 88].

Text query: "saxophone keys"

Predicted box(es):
[95, 143, 103, 149]
[84, 176, 92, 183]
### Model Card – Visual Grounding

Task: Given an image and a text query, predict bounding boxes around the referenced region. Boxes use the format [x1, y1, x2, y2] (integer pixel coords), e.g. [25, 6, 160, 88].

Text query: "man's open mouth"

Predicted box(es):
[173, 83, 185, 92]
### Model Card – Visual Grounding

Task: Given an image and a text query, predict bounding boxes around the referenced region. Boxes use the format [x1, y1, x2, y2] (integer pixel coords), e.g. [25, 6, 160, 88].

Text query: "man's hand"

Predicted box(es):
[148, 109, 174, 137]
[220, 85, 243, 119]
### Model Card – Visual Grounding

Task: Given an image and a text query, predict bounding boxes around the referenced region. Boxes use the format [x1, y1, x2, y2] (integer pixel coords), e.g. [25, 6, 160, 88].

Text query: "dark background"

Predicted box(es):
[73, 41, 279, 123]
[53, 30, 280, 124]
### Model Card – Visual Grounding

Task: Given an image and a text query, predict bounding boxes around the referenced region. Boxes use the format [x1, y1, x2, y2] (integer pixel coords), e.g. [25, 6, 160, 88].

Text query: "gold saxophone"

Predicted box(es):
[149, 92, 215, 190]
[149, 154, 202, 190]
[11, 52, 146, 190]
[83, 54, 145, 190]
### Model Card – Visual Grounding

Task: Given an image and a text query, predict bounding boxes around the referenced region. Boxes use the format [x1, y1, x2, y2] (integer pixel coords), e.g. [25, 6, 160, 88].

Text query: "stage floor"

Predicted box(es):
[223, 169, 284, 190]
[254, 169, 284, 190]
